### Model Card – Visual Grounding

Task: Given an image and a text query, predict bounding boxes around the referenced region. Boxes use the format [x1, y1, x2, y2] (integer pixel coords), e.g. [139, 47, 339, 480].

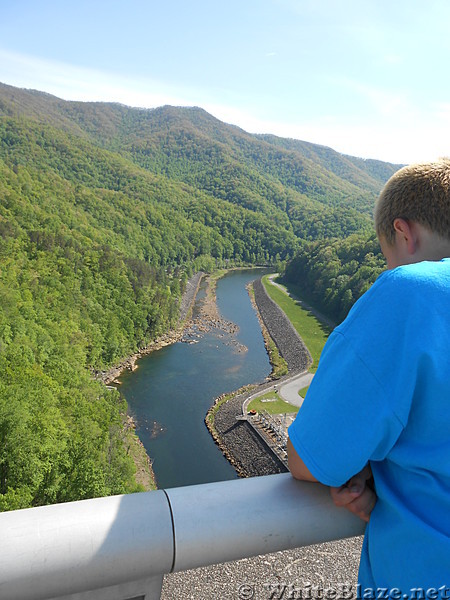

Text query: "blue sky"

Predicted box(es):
[1, 0, 449, 164]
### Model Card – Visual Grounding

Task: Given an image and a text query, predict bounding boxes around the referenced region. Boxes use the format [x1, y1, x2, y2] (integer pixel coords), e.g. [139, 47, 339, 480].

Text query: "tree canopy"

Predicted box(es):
[283, 234, 386, 324]
[0, 82, 398, 509]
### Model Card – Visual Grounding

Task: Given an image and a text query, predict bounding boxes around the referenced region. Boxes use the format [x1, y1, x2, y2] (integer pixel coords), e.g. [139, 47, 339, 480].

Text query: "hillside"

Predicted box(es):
[0, 82, 400, 509]
[0, 82, 402, 241]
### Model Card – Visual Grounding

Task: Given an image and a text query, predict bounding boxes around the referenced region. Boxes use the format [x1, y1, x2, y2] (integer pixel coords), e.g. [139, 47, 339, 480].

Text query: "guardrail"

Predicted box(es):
[0, 473, 365, 600]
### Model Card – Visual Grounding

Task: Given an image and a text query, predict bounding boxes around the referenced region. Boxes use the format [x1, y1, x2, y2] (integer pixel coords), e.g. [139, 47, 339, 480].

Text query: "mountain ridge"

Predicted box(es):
[0, 81, 402, 209]
[0, 81, 405, 264]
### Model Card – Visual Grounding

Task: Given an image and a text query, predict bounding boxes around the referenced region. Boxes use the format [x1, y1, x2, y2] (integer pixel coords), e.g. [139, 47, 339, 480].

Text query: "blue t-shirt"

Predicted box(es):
[288, 258, 450, 592]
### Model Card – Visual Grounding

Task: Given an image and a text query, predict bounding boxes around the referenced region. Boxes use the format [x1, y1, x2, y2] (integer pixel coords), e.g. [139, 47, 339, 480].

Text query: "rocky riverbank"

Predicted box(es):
[206, 381, 289, 477]
[178, 271, 205, 323]
[95, 272, 205, 385]
[253, 277, 312, 374]
[180, 270, 240, 343]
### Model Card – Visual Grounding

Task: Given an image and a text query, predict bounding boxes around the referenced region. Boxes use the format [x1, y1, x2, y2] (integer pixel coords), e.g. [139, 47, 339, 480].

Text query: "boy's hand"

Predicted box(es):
[330, 465, 376, 523]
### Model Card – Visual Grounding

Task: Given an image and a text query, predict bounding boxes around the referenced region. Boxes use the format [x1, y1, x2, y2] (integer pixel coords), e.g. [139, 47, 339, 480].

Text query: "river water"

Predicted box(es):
[118, 269, 272, 489]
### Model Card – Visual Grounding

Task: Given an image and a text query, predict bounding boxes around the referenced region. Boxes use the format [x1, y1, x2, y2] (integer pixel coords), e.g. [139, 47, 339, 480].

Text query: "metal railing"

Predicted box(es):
[0, 473, 365, 600]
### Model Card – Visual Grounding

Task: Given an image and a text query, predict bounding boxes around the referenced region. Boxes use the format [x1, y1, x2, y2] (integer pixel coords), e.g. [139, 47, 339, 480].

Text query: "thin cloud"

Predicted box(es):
[330, 76, 412, 119]
[0, 49, 190, 108]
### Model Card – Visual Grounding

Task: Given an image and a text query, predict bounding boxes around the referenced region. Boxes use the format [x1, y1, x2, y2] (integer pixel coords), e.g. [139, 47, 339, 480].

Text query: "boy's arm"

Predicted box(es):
[288, 437, 376, 521]
[287, 437, 318, 482]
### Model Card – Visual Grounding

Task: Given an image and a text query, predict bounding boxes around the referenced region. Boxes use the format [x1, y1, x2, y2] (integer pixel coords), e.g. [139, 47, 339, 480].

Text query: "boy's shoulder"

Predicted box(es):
[369, 257, 450, 289]
[385, 258, 450, 290]
[339, 259, 450, 333]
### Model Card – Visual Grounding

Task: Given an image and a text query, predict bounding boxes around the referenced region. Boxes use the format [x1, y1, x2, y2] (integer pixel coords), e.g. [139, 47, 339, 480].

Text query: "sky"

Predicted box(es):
[1, 0, 450, 164]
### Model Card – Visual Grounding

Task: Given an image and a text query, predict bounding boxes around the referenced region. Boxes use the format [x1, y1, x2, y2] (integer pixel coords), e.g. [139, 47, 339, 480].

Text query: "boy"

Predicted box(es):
[288, 159, 450, 592]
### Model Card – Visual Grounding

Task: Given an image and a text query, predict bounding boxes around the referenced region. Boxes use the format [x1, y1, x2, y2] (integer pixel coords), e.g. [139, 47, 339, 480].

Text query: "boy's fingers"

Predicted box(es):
[346, 466, 371, 492]
[331, 485, 377, 522]
[330, 485, 361, 507]
[330, 465, 376, 519]
[349, 487, 377, 523]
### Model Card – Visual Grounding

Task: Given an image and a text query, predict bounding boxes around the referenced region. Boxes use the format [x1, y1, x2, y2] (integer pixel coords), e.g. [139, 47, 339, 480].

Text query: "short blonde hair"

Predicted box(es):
[375, 159, 450, 245]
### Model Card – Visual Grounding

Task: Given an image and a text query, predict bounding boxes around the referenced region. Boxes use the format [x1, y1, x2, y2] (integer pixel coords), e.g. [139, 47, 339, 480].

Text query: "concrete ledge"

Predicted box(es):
[0, 474, 365, 599]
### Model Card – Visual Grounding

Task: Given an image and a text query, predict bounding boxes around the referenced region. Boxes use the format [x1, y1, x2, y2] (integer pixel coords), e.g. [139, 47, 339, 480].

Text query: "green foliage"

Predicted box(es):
[0, 335, 141, 509]
[256, 134, 403, 192]
[0, 82, 398, 509]
[0, 83, 401, 246]
[282, 234, 386, 323]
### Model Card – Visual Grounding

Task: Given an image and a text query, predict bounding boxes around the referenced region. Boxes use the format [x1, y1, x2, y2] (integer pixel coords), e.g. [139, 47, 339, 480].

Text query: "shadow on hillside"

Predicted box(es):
[272, 275, 336, 333]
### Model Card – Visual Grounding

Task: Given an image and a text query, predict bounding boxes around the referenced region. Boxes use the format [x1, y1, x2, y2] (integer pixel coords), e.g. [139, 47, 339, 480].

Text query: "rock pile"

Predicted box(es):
[253, 277, 312, 374]
[209, 384, 289, 477]
[178, 271, 204, 322]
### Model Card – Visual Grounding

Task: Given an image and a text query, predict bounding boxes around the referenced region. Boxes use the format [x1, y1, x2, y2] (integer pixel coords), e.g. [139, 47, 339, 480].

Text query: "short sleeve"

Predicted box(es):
[288, 330, 404, 487]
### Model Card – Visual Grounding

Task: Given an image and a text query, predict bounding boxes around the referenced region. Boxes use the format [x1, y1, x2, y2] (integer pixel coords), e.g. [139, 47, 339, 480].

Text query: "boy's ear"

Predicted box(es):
[392, 218, 417, 255]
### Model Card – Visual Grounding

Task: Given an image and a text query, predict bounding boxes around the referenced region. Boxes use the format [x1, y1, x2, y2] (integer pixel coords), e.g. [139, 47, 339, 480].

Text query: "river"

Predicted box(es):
[118, 269, 272, 489]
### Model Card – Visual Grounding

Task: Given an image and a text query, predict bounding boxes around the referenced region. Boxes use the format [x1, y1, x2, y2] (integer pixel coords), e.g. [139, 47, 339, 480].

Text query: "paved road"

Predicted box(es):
[242, 371, 313, 413]
[279, 371, 314, 408]
[243, 371, 313, 411]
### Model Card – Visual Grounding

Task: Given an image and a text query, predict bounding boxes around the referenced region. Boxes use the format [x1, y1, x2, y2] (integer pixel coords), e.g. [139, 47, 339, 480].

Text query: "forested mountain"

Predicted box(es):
[0, 82, 400, 509]
[256, 134, 401, 193]
[0, 82, 402, 242]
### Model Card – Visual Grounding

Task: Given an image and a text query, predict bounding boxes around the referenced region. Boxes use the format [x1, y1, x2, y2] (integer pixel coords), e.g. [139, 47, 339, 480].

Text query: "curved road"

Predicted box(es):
[242, 370, 314, 415]
[279, 371, 314, 408]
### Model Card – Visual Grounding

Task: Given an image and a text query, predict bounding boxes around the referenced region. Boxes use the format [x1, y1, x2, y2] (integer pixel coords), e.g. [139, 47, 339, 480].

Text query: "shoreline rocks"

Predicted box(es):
[252, 277, 312, 374]
[206, 382, 290, 478]
[94, 330, 187, 385]
[178, 271, 205, 323]
[95, 272, 205, 385]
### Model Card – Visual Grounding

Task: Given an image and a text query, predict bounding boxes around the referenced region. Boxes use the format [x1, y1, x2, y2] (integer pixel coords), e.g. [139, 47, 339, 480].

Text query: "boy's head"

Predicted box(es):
[375, 159, 450, 246]
[375, 159, 450, 268]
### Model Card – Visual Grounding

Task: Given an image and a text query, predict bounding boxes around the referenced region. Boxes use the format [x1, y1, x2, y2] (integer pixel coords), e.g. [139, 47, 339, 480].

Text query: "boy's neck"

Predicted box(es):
[379, 221, 450, 269]
[418, 228, 450, 262]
